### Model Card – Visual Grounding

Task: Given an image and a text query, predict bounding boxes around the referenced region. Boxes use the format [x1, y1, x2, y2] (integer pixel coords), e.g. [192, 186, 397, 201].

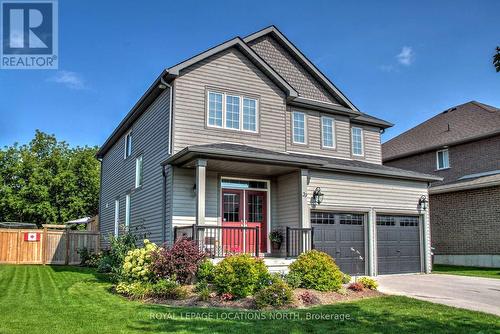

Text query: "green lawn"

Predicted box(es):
[0, 265, 498, 334]
[433, 264, 500, 279]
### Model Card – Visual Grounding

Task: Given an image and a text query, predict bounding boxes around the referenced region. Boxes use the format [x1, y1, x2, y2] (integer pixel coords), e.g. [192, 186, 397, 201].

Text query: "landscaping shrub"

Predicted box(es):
[196, 258, 215, 283]
[151, 238, 206, 284]
[78, 247, 101, 268]
[337, 287, 348, 296]
[298, 291, 320, 305]
[284, 271, 302, 289]
[195, 281, 211, 301]
[342, 273, 352, 284]
[122, 239, 157, 282]
[213, 254, 270, 298]
[98, 231, 138, 279]
[115, 279, 188, 300]
[357, 277, 378, 290]
[220, 293, 234, 302]
[288, 250, 343, 292]
[348, 282, 364, 291]
[254, 279, 293, 309]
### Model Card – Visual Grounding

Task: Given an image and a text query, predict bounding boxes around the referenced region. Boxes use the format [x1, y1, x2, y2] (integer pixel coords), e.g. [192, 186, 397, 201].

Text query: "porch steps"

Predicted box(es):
[209, 257, 296, 274]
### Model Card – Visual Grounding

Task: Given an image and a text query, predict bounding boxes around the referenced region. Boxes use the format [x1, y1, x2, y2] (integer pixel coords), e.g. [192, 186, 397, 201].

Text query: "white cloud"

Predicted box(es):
[396, 46, 415, 66]
[47, 71, 86, 90]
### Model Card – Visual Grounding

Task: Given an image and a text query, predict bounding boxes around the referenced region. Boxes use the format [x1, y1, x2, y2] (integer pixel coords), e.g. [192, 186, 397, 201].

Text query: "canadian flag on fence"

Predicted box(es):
[24, 232, 40, 242]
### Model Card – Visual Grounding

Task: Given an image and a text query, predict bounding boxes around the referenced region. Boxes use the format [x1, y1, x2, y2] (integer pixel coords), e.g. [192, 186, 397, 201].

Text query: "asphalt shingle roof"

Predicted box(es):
[382, 101, 500, 161]
[167, 143, 441, 182]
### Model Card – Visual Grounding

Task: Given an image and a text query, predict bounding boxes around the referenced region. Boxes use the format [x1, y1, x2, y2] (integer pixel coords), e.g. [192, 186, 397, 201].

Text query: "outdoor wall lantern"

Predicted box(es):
[418, 195, 428, 211]
[312, 187, 324, 205]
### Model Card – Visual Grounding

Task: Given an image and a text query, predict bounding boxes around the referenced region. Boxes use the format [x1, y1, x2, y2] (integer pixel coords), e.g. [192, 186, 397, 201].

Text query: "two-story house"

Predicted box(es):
[97, 26, 440, 276]
[383, 101, 500, 268]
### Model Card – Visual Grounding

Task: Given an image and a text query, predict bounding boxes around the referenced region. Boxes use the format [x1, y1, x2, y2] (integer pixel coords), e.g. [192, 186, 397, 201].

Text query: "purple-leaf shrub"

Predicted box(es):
[151, 238, 207, 284]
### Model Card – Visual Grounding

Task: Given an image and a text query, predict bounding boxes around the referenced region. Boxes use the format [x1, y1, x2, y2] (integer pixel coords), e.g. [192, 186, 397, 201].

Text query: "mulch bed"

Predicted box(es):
[143, 285, 383, 310]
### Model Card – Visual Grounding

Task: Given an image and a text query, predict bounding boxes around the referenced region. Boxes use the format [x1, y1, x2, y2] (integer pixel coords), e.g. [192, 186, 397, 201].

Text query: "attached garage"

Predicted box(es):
[311, 212, 366, 275]
[376, 215, 422, 274]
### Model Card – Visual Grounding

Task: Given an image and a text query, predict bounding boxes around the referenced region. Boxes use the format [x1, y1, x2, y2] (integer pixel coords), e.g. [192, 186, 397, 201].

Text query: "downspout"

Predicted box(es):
[160, 77, 173, 155]
[159, 77, 173, 244]
[161, 165, 167, 244]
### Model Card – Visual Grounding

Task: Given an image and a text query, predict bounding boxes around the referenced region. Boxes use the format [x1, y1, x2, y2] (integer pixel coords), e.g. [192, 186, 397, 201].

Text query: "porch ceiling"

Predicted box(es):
[183, 158, 298, 176]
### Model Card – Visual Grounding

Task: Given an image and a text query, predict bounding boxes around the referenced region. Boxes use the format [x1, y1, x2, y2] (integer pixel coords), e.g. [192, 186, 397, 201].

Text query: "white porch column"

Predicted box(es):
[367, 208, 376, 276]
[299, 169, 310, 228]
[195, 159, 207, 226]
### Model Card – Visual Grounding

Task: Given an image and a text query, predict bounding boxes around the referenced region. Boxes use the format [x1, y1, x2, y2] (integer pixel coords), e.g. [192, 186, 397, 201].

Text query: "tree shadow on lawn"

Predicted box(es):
[127, 297, 500, 334]
[48, 265, 113, 283]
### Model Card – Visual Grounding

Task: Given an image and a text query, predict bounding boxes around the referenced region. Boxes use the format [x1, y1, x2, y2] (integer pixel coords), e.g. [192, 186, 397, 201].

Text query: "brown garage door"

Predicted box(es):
[376, 215, 421, 274]
[311, 212, 365, 275]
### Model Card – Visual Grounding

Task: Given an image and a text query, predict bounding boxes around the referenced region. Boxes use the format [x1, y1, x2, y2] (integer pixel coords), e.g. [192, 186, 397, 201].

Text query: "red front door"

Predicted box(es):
[222, 189, 267, 254]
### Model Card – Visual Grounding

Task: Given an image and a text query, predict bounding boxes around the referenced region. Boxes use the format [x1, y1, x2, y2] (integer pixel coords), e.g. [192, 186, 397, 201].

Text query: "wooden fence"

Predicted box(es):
[0, 226, 99, 265]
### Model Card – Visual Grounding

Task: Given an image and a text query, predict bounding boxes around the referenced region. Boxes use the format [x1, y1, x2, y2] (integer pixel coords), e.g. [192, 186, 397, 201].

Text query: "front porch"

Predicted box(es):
[164, 143, 321, 259]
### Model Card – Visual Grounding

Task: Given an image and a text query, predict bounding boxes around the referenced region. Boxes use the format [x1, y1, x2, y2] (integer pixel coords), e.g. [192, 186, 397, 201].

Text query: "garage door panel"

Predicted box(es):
[311, 212, 366, 275]
[376, 215, 421, 275]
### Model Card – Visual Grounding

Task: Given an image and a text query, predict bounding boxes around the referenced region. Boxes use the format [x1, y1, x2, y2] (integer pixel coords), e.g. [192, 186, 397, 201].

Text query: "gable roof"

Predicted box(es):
[166, 37, 298, 99]
[383, 101, 500, 162]
[97, 25, 392, 158]
[244, 26, 360, 113]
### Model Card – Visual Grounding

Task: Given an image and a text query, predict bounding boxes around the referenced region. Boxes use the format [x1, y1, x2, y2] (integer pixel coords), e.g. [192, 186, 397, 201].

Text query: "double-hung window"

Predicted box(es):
[436, 149, 449, 170]
[207, 91, 258, 133]
[125, 194, 131, 228]
[208, 92, 223, 127]
[225, 95, 240, 129]
[135, 155, 143, 188]
[351, 127, 364, 156]
[124, 132, 132, 158]
[292, 111, 306, 144]
[321, 116, 335, 149]
[114, 199, 119, 235]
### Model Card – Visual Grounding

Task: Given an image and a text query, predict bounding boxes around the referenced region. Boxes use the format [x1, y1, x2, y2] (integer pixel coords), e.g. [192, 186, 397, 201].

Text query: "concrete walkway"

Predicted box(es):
[377, 273, 500, 316]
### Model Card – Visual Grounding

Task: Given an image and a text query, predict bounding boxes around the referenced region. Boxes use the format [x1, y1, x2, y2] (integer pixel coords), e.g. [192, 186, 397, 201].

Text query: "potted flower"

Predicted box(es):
[269, 230, 283, 251]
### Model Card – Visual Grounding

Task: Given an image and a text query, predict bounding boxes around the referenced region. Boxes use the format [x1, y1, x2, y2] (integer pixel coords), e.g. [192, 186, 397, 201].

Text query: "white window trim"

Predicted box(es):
[114, 199, 119, 236]
[125, 194, 131, 228]
[436, 149, 450, 170]
[351, 126, 364, 156]
[135, 155, 143, 188]
[206, 90, 259, 133]
[321, 116, 336, 149]
[292, 111, 307, 145]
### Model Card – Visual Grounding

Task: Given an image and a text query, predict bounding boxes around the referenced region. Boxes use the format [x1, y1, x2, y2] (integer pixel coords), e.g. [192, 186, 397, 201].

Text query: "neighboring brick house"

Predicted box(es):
[383, 101, 500, 267]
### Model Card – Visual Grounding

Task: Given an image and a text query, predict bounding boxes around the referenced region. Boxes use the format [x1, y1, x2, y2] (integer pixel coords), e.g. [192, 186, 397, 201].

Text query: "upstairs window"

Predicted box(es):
[292, 111, 306, 144]
[207, 91, 258, 133]
[351, 127, 364, 156]
[436, 149, 449, 170]
[135, 155, 143, 188]
[124, 132, 132, 158]
[321, 116, 335, 149]
[208, 92, 223, 127]
[243, 98, 257, 131]
[225, 95, 240, 129]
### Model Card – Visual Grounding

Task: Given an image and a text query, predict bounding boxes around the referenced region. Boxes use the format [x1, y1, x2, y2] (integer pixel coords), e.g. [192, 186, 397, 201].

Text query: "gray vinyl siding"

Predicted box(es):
[351, 124, 382, 164]
[99, 89, 171, 246]
[172, 48, 287, 154]
[307, 170, 431, 274]
[248, 35, 340, 105]
[171, 167, 219, 227]
[274, 172, 301, 256]
[286, 107, 352, 159]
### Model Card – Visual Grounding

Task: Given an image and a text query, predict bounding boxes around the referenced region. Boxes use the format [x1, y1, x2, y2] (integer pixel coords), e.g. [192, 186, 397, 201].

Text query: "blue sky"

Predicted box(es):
[1, 0, 499, 148]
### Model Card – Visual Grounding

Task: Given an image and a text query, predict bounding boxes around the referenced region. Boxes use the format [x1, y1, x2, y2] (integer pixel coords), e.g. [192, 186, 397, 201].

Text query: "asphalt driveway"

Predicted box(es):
[377, 273, 500, 316]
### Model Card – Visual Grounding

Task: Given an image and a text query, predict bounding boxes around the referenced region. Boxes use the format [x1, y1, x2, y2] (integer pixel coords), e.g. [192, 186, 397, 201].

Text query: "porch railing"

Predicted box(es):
[286, 227, 314, 258]
[173, 225, 259, 258]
